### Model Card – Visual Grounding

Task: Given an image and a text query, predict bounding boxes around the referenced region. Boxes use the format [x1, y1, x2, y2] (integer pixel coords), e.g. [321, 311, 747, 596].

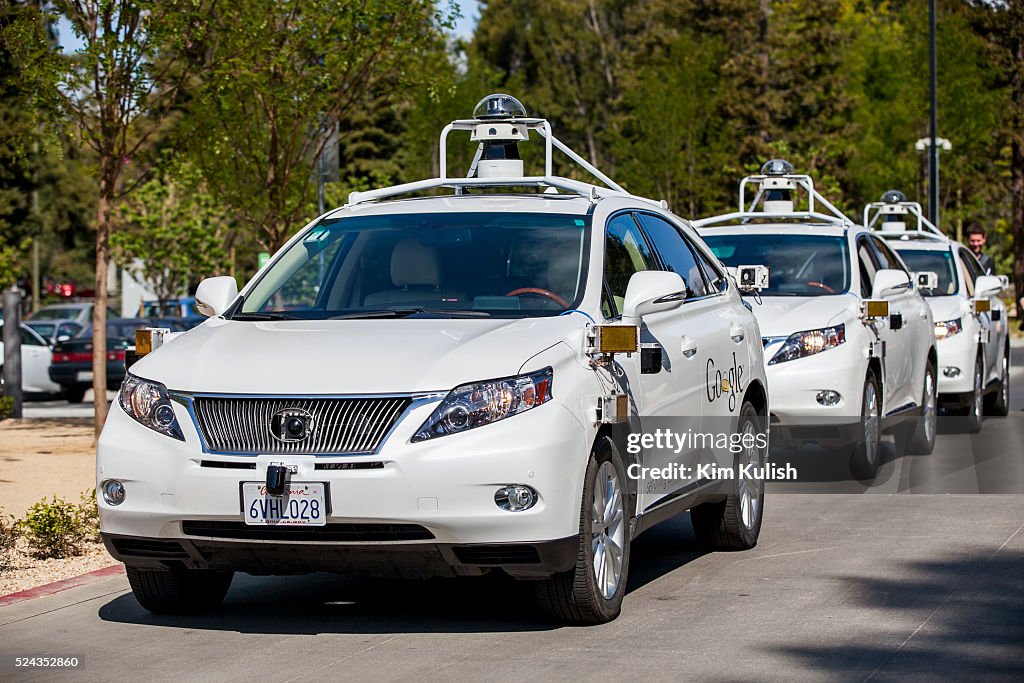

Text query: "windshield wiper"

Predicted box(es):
[230, 312, 299, 321]
[330, 308, 490, 320]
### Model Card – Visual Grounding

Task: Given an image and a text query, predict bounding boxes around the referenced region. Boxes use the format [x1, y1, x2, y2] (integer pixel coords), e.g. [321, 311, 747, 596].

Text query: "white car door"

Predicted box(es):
[601, 212, 706, 510]
[19, 326, 58, 393]
[958, 247, 1000, 384]
[869, 236, 920, 411]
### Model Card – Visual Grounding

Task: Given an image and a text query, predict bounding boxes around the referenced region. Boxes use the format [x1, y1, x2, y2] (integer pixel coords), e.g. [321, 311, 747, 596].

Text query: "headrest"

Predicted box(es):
[391, 238, 442, 288]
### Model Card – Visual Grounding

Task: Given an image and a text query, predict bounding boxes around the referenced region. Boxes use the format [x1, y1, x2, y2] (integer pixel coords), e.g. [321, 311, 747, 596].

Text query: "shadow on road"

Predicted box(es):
[765, 550, 1024, 678]
[97, 515, 706, 634]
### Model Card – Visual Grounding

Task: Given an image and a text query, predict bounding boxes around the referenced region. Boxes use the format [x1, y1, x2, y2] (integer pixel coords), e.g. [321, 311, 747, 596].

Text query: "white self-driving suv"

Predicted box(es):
[98, 95, 769, 625]
[695, 161, 937, 479]
[866, 192, 1009, 431]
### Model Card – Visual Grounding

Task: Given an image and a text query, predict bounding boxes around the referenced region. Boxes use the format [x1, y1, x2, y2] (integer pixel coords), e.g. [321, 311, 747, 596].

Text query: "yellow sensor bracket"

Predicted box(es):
[861, 300, 889, 320]
[589, 325, 640, 355]
[135, 328, 169, 356]
[974, 299, 991, 315]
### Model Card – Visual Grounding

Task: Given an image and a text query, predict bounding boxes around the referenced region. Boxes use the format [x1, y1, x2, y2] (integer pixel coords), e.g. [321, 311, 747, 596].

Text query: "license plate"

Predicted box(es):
[76, 371, 93, 382]
[242, 482, 326, 526]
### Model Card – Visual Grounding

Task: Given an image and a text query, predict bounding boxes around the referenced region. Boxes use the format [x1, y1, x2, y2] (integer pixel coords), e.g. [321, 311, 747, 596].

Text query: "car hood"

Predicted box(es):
[924, 295, 968, 323]
[751, 295, 858, 338]
[129, 316, 583, 394]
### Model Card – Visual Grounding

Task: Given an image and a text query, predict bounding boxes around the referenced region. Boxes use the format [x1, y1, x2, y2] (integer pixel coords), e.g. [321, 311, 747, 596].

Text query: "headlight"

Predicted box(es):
[768, 324, 846, 365]
[412, 368, 553, 442]
[934, 318, 962, 340]
[119, 373, 184, 441]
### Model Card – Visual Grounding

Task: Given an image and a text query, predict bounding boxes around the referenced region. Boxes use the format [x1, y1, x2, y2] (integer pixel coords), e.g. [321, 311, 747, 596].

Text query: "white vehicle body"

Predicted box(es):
[694, 165, 938, 475]
[0, 322, 61, 394]
[865, 198, 1010, 421]
[97, 96, 769, 623]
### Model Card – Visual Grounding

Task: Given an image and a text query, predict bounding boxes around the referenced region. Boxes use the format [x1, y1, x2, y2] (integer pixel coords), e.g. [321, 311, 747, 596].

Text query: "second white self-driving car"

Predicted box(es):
[97, 95, 769, 625]
[694, 161, 937, 479]
[866, 192, 1009, 431]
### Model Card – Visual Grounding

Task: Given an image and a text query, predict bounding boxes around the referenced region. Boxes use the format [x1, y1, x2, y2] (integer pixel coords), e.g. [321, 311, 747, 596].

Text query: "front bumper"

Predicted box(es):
[764, 344, 867, 426]
[935, 331, 978, 396]
[97, 394, 591, 577]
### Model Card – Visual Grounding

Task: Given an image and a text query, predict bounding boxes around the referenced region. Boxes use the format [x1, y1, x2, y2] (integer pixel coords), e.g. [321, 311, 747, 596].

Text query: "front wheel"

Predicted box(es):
[126, 566, 233, 614]
[691, 401, 765, 550]
[534, 436, 630, 625]
[961, 355, 984, 433]
[985, 348, 1010, 417]
[849, 371, 882, 480]
[901, 363, 937, 455]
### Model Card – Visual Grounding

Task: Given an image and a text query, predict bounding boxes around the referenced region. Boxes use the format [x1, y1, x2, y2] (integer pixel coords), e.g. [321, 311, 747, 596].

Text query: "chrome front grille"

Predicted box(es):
[191, 396, 411, 455]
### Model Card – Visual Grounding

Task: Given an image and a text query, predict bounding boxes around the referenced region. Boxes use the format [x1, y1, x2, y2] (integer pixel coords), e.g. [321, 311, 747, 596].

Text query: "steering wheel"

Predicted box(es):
[505, 287, 570, 309]
[807, 281, 836, 294]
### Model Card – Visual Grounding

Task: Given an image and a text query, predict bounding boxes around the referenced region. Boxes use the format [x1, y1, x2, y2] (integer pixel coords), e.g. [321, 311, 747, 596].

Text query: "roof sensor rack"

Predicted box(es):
[692, 160, 855, 229]
[346, 93, 663, 209]
[864, 190, 947, 243]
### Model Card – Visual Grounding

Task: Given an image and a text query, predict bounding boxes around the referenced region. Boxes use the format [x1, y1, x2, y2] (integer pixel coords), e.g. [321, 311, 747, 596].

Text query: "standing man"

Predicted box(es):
[965, 223, 997, 275]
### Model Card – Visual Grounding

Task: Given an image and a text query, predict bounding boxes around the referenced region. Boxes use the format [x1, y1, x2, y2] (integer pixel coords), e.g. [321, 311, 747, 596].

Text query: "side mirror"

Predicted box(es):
[974, 275, 1005, 300]
[621, 271, 687, 321]
[914, 271, 938, 290]
[195, 276, 239, 317]
[871, 269, 910, 299]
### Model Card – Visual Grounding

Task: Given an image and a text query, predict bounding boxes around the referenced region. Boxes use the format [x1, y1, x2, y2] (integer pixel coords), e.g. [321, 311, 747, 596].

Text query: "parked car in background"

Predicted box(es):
[49, 318, 151, 403]
[25, 319, 84, 346]
[695, 161, 938, 479]
[30, 302, 121, 325]
[0, 322, 62, 395]
[865, 192, 1010, 431]
[138, 297, 200, 319]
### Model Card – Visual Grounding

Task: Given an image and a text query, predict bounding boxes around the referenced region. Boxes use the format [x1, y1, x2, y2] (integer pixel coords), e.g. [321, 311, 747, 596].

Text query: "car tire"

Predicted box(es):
[962, 355, 984, 433]
[849, 370, 882, 480]
[534, 436, 630, 625]
[691, 401, 765, 551]
[63, 387, 86, 404]
[901, 362, 937, 455]
[126, 566, 233, 614]
[985, 347, 1010, 417]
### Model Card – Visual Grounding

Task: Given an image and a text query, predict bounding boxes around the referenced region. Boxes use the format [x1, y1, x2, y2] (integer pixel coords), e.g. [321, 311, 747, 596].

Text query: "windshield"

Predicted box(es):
[892, 248, 957, 297]
[704, 233, 850, 296]
[236, 212, 590, 319]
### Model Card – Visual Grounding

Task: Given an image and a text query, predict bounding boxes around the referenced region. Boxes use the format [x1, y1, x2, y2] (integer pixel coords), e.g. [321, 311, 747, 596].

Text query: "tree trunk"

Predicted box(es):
[92, 154, 117, 437]
[1013, 138, 1024, 321]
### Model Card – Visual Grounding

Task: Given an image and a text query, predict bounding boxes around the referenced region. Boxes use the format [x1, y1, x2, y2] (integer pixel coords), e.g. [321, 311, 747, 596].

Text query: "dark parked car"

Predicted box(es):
[49, 319, 151, 403]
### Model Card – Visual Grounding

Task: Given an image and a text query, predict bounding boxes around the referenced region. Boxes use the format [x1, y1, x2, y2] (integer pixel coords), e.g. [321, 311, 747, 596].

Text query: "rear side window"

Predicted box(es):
[635, 213, 708, 298]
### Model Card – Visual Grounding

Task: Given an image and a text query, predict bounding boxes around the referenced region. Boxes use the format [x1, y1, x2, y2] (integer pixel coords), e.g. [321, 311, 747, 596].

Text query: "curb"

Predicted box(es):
[0, 564, 125, 608]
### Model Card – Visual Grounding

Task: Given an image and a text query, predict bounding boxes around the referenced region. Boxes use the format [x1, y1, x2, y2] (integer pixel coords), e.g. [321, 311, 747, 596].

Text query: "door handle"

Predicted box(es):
[681, 337, 698, 358]
[729, 325, 745, 343]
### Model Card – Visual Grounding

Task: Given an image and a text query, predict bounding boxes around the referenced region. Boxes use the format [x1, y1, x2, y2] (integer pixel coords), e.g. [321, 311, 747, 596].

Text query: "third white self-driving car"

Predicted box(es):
[694, 161, 937, 479]
[865, 191, 1009, 431]
[97, 95, 769, 625]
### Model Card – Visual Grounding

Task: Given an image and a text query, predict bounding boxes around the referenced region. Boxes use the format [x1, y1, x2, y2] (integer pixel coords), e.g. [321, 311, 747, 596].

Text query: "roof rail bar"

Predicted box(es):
[863, 195, 946, 238]
[691, 160, 856, 229]
[347, 94, 664, 209]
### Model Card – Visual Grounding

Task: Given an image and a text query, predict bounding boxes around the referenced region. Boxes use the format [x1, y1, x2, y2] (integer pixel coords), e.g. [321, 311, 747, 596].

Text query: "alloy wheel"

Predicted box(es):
[591, 461, 626, 600]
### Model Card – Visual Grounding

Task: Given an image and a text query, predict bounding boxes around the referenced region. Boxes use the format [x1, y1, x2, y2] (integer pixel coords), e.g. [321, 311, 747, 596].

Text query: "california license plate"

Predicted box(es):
[76, 371, 93, 382]
[242, 482, 326, 526]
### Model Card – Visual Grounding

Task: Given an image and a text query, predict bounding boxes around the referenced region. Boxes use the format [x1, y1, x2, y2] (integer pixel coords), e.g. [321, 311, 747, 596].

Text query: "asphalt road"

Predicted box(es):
[1, 346, 1022, 681]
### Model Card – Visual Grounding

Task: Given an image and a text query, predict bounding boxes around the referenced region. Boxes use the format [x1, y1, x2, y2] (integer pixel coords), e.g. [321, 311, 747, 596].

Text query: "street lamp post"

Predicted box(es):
[928, 0, 939, 225]
[916, 137, 951, 229]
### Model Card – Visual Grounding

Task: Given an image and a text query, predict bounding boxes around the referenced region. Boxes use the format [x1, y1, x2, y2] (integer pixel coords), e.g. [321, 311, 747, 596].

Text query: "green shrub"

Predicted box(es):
[0, 513, 18, 569]
[21, 496, 90, 559]
[78, 489, 100, 542]
[0, 395, 14, 420]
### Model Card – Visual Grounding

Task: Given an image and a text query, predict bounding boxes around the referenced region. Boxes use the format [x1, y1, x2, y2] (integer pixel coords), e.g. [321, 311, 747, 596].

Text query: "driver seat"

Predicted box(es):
[364, 238, 463, 305]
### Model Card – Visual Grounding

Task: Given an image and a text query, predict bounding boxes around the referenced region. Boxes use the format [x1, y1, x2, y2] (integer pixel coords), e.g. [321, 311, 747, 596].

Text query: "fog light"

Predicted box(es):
[943, 367, 961, 378]
[816, 390, 841, 406]
[495, 485, 537, 512]
[101, 479, 125, 506]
